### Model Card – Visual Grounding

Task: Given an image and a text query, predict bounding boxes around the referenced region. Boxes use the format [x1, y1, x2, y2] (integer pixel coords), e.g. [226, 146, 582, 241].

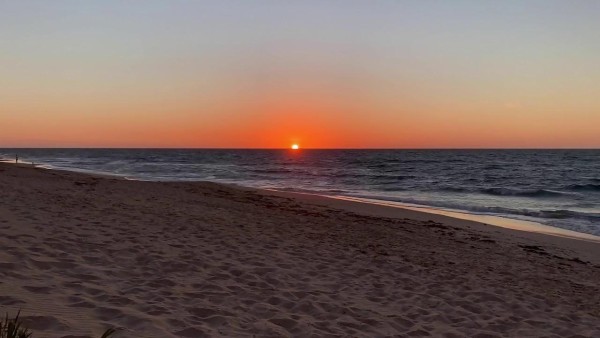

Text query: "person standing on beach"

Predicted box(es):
[15, 154, 18, 163]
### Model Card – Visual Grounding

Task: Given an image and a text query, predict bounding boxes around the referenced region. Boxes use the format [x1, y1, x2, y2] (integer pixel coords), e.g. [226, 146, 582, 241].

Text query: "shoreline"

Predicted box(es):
[261, 186, 600, 265]
[2, 158, 598, 244]
[8, 160, 594, 262]
[3, 160, 600, 264]
[265, 189, 600, 243]
[330, 195, 600, 243]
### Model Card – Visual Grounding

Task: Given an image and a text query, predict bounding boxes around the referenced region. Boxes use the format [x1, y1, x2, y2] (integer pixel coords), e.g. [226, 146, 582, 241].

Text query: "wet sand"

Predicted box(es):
[0, 162, 599, 337]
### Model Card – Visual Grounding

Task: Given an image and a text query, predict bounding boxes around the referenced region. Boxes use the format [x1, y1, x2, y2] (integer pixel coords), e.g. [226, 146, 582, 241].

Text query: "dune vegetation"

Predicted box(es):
[1, 311, 116, 338]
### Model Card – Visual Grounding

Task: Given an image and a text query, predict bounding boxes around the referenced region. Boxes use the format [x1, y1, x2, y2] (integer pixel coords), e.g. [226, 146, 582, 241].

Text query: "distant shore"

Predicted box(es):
[1, 162, 599, 337]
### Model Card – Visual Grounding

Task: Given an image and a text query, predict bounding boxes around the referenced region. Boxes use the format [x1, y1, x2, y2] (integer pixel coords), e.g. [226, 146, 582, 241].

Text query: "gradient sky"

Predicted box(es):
[1, 1, 599, 148]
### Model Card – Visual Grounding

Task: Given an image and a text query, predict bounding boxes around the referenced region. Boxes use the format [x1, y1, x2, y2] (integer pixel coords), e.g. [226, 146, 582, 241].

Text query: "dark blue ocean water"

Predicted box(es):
[2, 149, 600, 235]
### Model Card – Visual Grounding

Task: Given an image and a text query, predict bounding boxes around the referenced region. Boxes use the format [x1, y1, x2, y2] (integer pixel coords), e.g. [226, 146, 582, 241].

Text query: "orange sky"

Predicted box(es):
[1, 1, 599, 148]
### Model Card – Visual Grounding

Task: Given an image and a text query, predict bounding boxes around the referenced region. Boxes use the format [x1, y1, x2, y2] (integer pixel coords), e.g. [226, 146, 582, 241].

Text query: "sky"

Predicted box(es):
[1, 0, 599, 148]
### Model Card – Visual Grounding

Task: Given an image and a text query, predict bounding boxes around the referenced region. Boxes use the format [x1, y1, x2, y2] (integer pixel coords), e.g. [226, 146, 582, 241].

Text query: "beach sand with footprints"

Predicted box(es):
[1, 162, 599, 337]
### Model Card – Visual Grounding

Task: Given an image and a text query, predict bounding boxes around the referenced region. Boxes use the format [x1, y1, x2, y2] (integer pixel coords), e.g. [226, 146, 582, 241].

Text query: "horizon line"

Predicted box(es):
[1, 147, 600, 150]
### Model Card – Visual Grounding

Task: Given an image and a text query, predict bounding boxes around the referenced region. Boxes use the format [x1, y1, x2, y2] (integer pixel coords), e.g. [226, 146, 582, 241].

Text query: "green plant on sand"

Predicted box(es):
[1, 311, 116, 338]
[0, 311, 31, 338]
[100, 328, 117, 338]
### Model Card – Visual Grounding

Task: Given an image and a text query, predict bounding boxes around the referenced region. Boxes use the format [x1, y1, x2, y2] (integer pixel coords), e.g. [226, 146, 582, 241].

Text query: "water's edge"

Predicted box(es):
[329, 195, 600, 242]
[4, 158, 599, 243]
[2, 149, 600, 237]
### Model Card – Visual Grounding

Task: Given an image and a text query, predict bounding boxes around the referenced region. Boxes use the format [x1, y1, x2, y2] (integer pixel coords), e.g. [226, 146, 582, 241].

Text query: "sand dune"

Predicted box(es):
[0, 163, 599, 337]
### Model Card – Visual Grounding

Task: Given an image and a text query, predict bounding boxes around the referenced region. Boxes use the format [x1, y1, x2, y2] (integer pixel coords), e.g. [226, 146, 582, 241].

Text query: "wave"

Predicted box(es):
[433, 186, 572, 198]
[251, 168, 416, 182]
[349, 194, 600, 223]
[251, 168, 294, 174]
[479, 187, 569, 198]
[370, 174, 414, 181]
[274, 187, 350, 194]
[503, 208, 600, 223]
[566, 184, 600, 192]
[482, 164, 503, 170]
[439, 186, 469, 193]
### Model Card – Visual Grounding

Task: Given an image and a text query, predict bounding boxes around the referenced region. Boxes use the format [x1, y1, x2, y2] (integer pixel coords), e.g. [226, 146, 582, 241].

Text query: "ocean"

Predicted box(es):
[2, 149, 599, 236]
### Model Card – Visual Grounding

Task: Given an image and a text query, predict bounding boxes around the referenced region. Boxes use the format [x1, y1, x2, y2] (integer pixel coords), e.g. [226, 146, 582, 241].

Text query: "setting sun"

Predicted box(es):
[291, 144, 300, 150]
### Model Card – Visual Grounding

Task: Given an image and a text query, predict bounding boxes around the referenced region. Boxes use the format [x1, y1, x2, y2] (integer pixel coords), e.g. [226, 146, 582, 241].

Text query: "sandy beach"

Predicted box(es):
[1, 162, 599, 337]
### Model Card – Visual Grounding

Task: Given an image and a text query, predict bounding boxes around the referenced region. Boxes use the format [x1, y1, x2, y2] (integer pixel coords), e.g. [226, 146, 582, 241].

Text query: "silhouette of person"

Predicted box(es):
[15, 154, 18, 163]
